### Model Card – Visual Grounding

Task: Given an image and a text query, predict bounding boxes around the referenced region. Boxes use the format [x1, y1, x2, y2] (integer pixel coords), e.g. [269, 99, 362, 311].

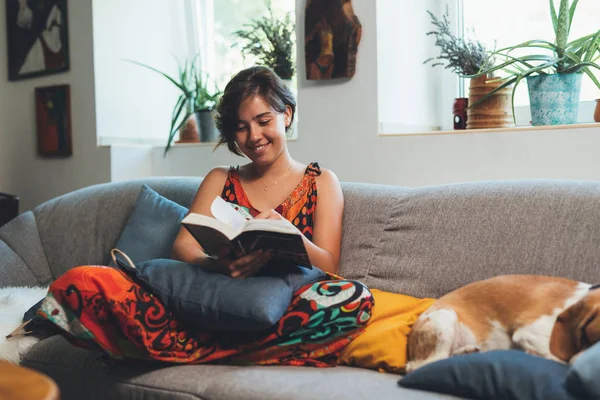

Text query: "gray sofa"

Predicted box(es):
[2, 177, 600, 400]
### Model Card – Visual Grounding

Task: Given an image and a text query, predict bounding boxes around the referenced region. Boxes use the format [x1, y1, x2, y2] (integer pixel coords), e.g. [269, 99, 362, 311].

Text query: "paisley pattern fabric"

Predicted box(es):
[221, 162, 321, 241]
[38, 266, 373, 367]
[35, 160, 373, 366]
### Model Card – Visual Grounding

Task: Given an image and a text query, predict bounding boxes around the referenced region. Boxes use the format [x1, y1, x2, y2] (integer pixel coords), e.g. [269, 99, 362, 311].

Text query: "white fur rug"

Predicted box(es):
[0, 286, 48, 364]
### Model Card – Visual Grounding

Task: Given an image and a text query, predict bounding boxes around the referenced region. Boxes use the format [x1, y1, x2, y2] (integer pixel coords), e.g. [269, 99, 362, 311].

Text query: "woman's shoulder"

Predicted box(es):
[308, 163, 341, 190]
[203, 166, 234, 180]
[199, 166, 234, 189]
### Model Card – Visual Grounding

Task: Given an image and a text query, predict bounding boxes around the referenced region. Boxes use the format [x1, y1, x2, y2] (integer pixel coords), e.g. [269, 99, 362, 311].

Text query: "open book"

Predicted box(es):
[181, 197, 312, 268]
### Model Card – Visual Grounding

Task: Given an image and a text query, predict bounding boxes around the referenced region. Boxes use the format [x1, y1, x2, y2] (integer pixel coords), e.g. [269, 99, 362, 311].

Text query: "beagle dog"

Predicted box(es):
[550, 284, 600, 363]
[406, 275, 596, 373]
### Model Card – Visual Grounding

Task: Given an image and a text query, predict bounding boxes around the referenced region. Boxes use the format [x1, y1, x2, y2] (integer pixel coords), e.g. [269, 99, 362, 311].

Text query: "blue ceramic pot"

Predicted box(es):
[527, 74, 582, 126]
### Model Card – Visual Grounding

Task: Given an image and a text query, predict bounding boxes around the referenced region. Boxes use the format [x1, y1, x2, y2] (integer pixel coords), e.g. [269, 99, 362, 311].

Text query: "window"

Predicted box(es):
[462, 0, 600, 125]
[192, 0, 296, 90]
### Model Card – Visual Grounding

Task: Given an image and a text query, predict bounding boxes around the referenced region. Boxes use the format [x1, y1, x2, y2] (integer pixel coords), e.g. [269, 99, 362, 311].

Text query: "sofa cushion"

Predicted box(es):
[0, 211, 52, 286]
[110, 185, 187, 266]
[399, 350, 575, 400]
[340, 181, 600, 299]
[338, 289, 434, 373]
[565, 341, 600, 399]
[114, 256, 325, 332]
[33, 178, 201, 279]
[0, 240, 40, 287]
[22, 335, 462, 400]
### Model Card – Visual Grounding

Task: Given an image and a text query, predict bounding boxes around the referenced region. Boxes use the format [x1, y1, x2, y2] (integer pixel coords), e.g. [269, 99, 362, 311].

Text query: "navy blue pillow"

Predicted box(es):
[111, 185, 188, 266]
[114, 256, 325, 332]
[399, 350, 577, 400]
[565, 341, 600, 399]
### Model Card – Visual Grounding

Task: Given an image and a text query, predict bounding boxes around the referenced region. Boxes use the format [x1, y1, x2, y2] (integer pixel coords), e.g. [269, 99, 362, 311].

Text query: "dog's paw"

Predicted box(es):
[453, 345, 480, 355]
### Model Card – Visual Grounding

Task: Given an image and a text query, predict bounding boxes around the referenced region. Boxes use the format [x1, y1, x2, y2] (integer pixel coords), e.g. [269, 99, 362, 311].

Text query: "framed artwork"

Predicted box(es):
[5, 0, 70, 81]
[35, 84, 72, 157]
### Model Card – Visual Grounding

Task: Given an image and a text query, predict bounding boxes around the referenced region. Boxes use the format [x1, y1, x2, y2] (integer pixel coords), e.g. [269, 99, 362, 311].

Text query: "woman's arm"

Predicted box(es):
[172, 167, 271, 277]
[171, 167, 229, 268]
[254, 168, 344, 275]
[305, 168, 344, 274]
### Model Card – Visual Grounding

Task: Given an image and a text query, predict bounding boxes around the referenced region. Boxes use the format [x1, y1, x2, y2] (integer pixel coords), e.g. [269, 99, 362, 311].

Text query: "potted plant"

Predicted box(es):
[467, 0, 600, 126]
[129, 56, 221, 154]
[425, 9, 514, 129]
[231, 1, 296, 81]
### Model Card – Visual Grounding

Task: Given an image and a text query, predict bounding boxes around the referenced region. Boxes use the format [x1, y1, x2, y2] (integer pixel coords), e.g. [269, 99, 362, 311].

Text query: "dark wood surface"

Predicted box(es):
[0, 360, 60, 400]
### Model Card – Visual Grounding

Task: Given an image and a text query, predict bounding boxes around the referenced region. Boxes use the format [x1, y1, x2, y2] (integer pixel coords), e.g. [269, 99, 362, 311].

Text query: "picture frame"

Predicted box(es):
[35, 84, 72, 158]
[5, 0, 70, 81]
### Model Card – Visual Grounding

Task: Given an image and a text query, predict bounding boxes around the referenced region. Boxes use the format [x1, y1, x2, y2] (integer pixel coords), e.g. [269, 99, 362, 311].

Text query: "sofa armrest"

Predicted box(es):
[0, 211, 53, 287]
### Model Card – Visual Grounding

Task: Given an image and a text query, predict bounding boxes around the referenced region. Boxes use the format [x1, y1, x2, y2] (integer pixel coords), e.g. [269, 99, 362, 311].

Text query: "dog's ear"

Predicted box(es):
[583, 304, 600, 348]
[550, 302, 584, 362]
[550, 297, 600, 362]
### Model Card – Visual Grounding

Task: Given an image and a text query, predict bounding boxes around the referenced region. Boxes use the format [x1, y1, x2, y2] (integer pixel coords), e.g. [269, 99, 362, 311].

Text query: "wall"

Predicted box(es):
[3, 0, 600, 212]
[0, 0, 110, 212]
[132, 0, 600, 188]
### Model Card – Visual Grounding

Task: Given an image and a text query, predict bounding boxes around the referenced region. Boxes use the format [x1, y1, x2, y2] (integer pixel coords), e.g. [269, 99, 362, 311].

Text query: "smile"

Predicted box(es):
[252, 143, 269, 153]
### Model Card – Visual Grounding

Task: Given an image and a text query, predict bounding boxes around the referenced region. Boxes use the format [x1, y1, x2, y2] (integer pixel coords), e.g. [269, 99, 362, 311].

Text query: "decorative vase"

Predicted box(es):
[453, 98, 468, 130]
[526, 74, 582, 126]
[467, 75, 514, 129]
[594, 99, 600, 123]
[197, 110, 219, 143]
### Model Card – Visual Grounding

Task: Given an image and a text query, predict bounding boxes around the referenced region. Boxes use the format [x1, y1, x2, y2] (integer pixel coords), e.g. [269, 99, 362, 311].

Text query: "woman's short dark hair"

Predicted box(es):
[214, 66, 296, 156]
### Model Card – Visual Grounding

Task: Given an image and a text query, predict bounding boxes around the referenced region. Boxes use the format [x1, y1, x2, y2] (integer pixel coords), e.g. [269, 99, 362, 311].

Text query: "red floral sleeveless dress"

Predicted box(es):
[37, 163, 374, 367]
[221, 162, 321, 240]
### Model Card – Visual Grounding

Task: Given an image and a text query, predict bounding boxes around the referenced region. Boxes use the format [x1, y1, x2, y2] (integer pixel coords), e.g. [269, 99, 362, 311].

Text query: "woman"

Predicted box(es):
[35, 67, 371, 367]
[172, 66, 343, 277]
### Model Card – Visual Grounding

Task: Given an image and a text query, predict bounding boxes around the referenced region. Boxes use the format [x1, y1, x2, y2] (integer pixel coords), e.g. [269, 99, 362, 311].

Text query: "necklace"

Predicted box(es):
[259, 162, 294, 191]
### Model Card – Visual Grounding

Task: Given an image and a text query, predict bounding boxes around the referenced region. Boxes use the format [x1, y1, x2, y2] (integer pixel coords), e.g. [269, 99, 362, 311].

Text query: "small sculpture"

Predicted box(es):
[305, 0, 362, 80]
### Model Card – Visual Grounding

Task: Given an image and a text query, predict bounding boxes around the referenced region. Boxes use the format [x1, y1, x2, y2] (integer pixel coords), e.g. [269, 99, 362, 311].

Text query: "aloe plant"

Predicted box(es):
[128, 56, 221, 155]
[464, 0, 600, 119]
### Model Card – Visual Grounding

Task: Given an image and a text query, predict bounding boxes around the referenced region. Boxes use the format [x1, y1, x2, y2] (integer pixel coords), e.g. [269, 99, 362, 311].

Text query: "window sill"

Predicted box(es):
[379, 122, 600, 137]
[98, 133, 299, 149]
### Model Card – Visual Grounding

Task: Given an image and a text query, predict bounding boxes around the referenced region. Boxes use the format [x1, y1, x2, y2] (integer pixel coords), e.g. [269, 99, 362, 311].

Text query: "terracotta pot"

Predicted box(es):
[176, 114, 200, 143]
[595, 99, 600, 123]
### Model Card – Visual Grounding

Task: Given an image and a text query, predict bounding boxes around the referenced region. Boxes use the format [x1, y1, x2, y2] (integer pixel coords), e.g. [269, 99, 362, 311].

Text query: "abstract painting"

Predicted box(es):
[35, 84, 72, 157]
[5, 0, 70, 81]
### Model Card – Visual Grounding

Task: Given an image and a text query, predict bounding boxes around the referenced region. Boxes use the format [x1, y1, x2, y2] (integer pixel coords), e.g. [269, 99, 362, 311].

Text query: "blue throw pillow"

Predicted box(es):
[110, 185, 188, 266]
[565, 341, 600, 399]
[399, 350, 576, 400]
[114, 256, 325, 332]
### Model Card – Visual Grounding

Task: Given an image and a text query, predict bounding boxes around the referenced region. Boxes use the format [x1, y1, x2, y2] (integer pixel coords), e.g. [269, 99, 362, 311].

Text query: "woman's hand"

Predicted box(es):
[255, 209, 295, 226]
[207, 246, 271, 279]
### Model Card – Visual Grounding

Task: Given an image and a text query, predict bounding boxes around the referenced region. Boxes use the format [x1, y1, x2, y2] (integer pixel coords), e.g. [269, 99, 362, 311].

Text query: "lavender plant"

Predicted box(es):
[424, 9, 492, 76]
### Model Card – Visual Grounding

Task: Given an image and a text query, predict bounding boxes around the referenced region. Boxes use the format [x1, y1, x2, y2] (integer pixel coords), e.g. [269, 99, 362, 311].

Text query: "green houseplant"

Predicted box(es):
[424, 9, 492, 77]
[425, 9, 515, 129]
[129, 57, 221, 154]
[466, 0, 600, 125]
[232, 1, 295, 80]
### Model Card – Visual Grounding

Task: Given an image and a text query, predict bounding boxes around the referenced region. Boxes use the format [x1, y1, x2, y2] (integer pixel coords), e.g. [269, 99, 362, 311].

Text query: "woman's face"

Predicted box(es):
[234, 95, 292, 165]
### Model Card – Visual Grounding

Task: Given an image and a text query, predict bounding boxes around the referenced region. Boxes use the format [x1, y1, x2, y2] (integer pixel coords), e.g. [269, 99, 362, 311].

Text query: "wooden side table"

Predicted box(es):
[0, 360, 59, 400]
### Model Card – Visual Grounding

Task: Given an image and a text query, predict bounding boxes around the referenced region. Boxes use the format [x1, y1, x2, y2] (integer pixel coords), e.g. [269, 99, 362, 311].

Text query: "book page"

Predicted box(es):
[181, 213, 238, 240]
[210, 196, 247, 231]
[242, 219, 300, 235]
